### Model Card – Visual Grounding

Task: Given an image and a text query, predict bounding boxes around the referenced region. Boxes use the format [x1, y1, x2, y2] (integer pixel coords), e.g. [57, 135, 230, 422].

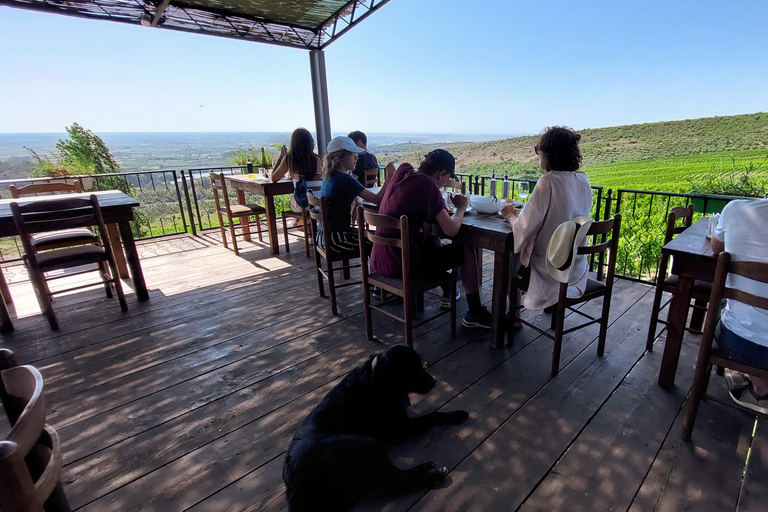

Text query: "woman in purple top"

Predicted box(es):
[370, 149, 492, 329]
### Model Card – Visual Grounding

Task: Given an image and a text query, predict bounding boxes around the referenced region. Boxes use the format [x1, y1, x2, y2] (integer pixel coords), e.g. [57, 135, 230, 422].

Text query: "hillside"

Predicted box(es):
[375, 112, 768, 192]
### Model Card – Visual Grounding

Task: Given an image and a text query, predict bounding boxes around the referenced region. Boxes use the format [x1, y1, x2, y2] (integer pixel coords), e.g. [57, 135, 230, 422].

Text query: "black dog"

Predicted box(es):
[282, 344, 469, 511]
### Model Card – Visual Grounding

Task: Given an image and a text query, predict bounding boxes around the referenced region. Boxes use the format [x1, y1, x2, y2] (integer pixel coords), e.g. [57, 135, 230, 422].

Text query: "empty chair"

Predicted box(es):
[307, 194, 361, 315]
[646, 204, 712, 351]
[11, 181, 101, 253]
[511, 214, 621, 376]
[0, 350, 71, 512]
[11, 194, 128, 330]
[357, 208, 456, 347]
[210, 172, 267, 256]
[682, 253, 768, 441]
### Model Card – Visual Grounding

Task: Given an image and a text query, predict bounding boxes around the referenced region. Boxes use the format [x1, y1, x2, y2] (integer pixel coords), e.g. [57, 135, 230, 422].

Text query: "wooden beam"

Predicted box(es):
[151, 0, 172, 27]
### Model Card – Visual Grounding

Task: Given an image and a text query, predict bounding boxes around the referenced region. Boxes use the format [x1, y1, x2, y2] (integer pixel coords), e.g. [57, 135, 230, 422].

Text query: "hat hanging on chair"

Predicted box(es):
[546, 216, 593, 283]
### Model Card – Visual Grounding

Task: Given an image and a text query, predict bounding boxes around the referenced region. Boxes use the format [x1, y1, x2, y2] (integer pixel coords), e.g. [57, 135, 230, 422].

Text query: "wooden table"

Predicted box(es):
[657, 218, 717, 389]
[225, 175, 294, 255]
[0, 191, 149, 303]
[454, 210, 516, 348]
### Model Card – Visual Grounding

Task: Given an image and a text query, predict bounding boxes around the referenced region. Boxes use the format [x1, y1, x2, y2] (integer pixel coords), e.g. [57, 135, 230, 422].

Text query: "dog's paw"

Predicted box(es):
[443, 410, 469, 424]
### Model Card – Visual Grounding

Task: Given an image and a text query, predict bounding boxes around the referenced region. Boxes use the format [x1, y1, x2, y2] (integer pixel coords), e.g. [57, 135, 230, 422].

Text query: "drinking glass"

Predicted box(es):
[518, 182, 529, 202]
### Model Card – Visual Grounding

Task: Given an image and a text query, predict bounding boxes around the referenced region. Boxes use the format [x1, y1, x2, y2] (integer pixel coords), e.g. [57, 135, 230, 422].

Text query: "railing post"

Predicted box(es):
[190, 170, 204, 231]
[247, 160, 254, 175]
[172, 170, 189, 235]
[473, 176, 480, 195]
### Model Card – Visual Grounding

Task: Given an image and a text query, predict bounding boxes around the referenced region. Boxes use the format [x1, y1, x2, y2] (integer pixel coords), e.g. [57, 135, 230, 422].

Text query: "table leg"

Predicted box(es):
[118, 221, 149, 301]
[106, 223, 129, 278]
[658, 276, 693, 389]
[265, 194, 280, 255]
[491, 250, 510, 349]
[235, 190, 252, 242]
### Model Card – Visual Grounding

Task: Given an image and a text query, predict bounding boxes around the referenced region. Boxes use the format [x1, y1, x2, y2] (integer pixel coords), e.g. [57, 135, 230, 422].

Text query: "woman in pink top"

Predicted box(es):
[501, 126, 593, 310]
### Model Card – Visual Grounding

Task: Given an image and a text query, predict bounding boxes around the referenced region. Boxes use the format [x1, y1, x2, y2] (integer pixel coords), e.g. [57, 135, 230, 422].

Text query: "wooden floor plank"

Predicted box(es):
[737, 419, 768, 512]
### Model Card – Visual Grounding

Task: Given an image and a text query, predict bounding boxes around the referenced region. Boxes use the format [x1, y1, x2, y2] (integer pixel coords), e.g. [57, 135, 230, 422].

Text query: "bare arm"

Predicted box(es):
[711, 232, 724, 254]
[435, 195, 467, 238]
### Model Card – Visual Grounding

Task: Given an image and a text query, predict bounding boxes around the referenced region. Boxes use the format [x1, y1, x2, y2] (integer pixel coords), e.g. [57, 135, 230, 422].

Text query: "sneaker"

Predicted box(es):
[462, 306, 493, 329]
[441, 288, 461, 309]
[729, 385, 768, 415]
[724, 368, 750, 392]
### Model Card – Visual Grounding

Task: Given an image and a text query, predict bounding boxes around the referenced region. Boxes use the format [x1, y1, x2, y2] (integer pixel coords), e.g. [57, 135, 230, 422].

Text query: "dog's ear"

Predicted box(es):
[371, 351, 388, 382]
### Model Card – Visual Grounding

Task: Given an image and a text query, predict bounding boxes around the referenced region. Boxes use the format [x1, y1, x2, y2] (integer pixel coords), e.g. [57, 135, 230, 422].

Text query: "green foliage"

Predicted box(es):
[687, 155, 767, 197]
[226, 145, 273, 167]
[26, 123, 120, 177]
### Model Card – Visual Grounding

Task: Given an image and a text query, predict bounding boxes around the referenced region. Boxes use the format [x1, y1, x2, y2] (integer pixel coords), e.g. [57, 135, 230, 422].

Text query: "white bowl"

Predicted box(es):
[468, 194, 504, 214]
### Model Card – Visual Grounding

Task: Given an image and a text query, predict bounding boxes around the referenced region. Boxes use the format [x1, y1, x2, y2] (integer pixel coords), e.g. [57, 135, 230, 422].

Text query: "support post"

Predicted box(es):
[309, 49, 332, 156]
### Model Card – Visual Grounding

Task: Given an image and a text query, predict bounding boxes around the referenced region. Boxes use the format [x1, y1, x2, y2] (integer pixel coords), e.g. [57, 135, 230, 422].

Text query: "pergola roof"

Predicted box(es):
[1, 0, 390, 49]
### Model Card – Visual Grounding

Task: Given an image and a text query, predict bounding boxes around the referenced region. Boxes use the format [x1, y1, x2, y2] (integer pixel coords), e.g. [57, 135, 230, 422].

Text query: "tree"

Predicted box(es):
[28, 123, 120, 177]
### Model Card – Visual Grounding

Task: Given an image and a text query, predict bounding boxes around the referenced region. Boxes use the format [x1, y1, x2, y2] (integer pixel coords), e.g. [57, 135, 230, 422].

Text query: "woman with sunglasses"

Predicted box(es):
[501, 126, 593, 311]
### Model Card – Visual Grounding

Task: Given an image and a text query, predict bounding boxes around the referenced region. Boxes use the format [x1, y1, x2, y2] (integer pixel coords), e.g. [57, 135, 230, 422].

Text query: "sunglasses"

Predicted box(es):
[534, 145, 541, 155]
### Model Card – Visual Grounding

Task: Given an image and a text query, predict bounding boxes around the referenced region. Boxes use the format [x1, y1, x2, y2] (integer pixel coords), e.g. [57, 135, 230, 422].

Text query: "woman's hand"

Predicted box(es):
[501, 204, 519, 221]
[384, 162, 396, 181]
[451, 193, 468, 210]
[279, 145, 288, 158]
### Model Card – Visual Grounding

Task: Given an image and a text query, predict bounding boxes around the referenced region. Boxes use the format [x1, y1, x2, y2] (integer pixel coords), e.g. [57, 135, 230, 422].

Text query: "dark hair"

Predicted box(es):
[286, 127, 317, 181]
[418, 149, 455, 177]
[537, 126, 582, 172]
[347, 130, 367, 145]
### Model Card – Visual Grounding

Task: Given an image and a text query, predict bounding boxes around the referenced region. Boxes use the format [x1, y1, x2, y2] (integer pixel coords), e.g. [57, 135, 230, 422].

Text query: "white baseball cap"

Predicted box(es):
[546, 216, 593, 283]
[327, 136, 366, 154]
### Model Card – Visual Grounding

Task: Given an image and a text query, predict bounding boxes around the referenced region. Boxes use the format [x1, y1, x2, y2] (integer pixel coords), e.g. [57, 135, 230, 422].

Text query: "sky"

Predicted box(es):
[1, 0, 767, 135]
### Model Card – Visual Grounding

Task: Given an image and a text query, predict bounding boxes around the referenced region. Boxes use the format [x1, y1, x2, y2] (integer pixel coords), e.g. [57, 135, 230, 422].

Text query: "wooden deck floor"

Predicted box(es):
[1, 230, 766, 512]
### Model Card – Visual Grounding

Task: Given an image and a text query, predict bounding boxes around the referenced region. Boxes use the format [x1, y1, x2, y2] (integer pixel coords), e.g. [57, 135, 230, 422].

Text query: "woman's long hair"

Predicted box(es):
[537, 126, 582, 172]
[286, 128, 317, 181]
[322, 150, 350, 180]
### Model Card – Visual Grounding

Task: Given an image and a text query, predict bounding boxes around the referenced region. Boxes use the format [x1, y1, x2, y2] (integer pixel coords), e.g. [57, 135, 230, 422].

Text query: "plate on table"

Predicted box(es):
[447, 205, 472, 214]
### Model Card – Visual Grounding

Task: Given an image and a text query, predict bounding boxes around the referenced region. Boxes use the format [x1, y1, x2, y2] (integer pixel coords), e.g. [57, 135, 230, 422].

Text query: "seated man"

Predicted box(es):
[348, 130, 379, 187]
[369, 149, 491, 329]
[710, 198, 768, 413]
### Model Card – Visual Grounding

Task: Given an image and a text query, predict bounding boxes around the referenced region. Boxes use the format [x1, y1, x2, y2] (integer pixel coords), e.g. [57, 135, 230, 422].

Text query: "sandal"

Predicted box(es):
[729, 385, 768, 415]
[724, 368, 750, 392]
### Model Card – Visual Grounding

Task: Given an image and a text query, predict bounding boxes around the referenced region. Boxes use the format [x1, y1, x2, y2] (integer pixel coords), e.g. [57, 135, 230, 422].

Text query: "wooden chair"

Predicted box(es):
[357, 208, 456, 346]
[681, 253, 768, 441]
[11, 195, 128, 331]
[444, 178, 466, 195]
[0, 350, 71, 512]
[646, 204, 712, 351]
[210, 172, 266, 256]
[307, 194, 361, 315]
[363, 166, 380, 188]
[512, 214, 621, 376]
[10, 182, 100, 252]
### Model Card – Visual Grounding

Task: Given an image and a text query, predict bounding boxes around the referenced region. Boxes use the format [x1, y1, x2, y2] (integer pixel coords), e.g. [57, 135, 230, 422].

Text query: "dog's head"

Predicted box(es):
[370, 345, 436, 395]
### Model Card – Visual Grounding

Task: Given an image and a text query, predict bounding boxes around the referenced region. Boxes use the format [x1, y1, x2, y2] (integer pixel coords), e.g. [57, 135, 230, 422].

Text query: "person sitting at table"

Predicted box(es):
[369, 149, 492, 329]
[348, 130, 379, 187]
[710, 198, 768, 414]
[500, 126, 593, 311]
[270, 127, 323, 213]
[317, 136, 390, 255]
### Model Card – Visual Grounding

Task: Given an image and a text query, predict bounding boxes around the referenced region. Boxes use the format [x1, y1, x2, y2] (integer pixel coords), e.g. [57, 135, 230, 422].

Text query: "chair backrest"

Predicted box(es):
[0, 364, 67, 512]
[10, 181, 83, 199]
[363, 167, 380, 188]
[10, 195, 111, 259]
[577, 214, 622, 284]
[209, 172, 234, 213]
[706, 253, 768, 327]
[307, 194, 331, 255]
[444, 179, 466, 195]
[357, 208, 412, 289]
[664, 204, 695, 244]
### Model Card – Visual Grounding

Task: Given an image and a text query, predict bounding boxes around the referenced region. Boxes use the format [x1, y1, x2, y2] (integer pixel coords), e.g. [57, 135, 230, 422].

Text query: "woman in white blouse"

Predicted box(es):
[501, 126, 593, 310]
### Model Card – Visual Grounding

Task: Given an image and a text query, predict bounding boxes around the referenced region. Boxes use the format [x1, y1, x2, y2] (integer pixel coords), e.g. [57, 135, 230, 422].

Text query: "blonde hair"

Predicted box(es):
[322, 150, 350, 180]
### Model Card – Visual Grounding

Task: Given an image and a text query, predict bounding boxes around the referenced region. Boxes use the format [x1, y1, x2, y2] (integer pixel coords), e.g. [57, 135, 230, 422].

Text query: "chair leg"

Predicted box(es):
[682, 352, 714, 442]
[30, 268, 57, 330]
[255, 214, 264, 242]
[314, 249, 326, 298]
[450, 278, 457, 338]
[228, 218, 239, 256]
[416, 293, 425, 312]
[343, 258, 351, 280]
[551, 286, 568, 377]
[99, 261, 114, 298]
[404, 294, 414, 347]
[327, 260, 339, 315]
[303, 223, 310, 259]
[597, 294, 612, 357]
[363, 283, 374, 341]
[106, 258, 128, 312]
[689, 299, 707, 331]
[217, 213, 228, 250]
[647, 283, 666, 352]
[282, 215, 290, 252]
[0, 294, 13, 333]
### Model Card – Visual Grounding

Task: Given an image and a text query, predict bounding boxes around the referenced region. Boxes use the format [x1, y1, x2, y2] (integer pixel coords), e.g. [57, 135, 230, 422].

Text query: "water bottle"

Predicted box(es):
[489, 171, 497, 198]
[501, 173, 511, 200]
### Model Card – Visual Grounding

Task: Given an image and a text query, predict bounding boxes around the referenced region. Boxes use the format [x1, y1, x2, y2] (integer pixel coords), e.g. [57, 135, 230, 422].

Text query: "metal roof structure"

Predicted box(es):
[0, 0, 391, 50]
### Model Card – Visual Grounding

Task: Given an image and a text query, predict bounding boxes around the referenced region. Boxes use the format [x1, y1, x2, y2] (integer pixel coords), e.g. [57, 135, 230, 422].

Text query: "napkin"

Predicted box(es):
[706, 213, 720, 238]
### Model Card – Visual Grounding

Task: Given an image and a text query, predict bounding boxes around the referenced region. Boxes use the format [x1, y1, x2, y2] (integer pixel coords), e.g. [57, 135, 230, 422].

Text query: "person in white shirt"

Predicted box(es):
[501, 126, 593, 311]
[711, 198, 768, 413]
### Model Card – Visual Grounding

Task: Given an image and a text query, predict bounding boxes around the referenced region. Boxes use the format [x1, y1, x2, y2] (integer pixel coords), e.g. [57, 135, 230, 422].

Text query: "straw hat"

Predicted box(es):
[546, 216, 593, 283]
